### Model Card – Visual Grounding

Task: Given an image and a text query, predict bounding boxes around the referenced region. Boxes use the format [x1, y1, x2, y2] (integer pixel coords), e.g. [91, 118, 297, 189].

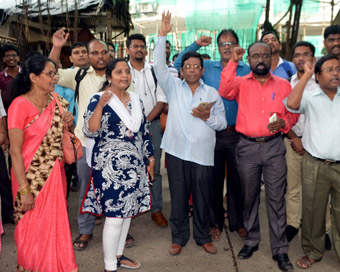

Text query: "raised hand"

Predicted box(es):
[197, 36, 212, 47]
[52, 27, 69, 48]
[303, 61, 315, 79]
[231, 47, 245, 63]
[98, 89, 113, 108]
[159, 11, 172, 36]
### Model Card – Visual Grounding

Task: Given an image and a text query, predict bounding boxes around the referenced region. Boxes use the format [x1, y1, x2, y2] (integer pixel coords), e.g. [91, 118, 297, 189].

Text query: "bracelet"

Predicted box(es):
[148, 158, 155, 162]
[20, 186, 31, 196]
[19, 182, 30, 190]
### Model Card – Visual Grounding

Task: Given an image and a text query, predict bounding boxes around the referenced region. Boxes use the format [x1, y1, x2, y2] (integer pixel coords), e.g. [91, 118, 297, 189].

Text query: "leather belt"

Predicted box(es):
[226, 125, 236, 132]
[315, 157, 340, 165]
[241, 133, 282, 143]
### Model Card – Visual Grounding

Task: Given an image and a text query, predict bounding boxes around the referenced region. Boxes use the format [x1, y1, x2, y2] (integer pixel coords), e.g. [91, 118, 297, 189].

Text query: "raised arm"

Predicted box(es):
[173, 36, 212, 71]
[49, 27, 69, 66]
[286, 62, 314, 110]
[218, 47, 245, 100]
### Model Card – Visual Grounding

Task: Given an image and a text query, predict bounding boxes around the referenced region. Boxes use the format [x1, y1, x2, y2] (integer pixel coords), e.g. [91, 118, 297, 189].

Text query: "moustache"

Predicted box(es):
[223, 49, 232, 54]
[256, 63, 267, 69]
[298, 61, 305, 66]
[331, 45, 340, 50]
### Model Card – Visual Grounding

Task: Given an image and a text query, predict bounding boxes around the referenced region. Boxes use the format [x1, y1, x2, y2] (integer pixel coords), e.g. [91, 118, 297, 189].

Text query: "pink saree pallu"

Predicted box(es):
[10, 95, 78, 272]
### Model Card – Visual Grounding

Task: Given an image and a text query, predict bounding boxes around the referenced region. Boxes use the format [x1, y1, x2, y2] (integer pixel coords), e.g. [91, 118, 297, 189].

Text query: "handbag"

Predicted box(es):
[52, 92, 83, 164]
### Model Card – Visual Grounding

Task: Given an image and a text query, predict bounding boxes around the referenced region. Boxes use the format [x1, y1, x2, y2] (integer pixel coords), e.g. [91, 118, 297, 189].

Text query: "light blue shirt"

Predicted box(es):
[54, 85, 78, 125]
[272, 57, 296, 80]
[284, 86, 340, 160]
[153, 36, 227, 166]
[173, 42, 250, 125]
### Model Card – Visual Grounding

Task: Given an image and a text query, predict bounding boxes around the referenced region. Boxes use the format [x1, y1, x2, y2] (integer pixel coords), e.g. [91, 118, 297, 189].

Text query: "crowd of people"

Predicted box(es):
[0, 10, 339, 272]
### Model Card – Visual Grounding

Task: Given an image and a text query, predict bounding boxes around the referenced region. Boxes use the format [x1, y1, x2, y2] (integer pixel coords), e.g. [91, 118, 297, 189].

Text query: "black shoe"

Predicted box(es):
[273, 253, 293, 272]
[70, 178, 80, 192]
[286, 225, 299, 242]
[237, 245, 259, 259]
[325, 234, 332, 250]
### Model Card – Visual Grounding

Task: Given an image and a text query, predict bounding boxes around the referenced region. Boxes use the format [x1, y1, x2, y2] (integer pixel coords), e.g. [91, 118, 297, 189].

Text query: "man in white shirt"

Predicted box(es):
[126, 33, 168, 227]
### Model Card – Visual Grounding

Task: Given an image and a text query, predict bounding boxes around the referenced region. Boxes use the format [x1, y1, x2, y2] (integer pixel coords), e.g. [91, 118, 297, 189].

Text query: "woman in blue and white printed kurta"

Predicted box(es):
[80, 59, 154, 271]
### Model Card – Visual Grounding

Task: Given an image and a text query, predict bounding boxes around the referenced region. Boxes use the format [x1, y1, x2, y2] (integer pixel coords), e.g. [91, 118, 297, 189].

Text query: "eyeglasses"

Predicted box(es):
[89, 50, 108, 56]
[41, 71, 59, 78]
[250, 53, 271, 60]
[4, 54, 18, 59]
[218, 42, 238, 47]
[321, 67, 340, 73]
[129, 44, 147, 50]
[183, 64, 201, 70]
[293, 52, 313, 58]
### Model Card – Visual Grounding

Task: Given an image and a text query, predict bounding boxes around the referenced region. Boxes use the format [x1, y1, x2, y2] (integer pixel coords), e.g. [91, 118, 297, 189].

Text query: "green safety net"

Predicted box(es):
[133, 0, 323, 60]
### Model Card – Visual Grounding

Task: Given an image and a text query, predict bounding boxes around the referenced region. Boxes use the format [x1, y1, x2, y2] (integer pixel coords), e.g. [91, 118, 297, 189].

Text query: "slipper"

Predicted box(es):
[117, 255, 141, 270]
[73, 234, 93, 251]
[296, 256, 319, 269]
[125, 233, 134, 248]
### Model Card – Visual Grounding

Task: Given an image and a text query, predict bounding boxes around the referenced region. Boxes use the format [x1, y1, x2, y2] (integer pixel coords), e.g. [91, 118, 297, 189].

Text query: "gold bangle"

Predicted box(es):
[20, 187, 31, 196]
[19, 182, 30, 190]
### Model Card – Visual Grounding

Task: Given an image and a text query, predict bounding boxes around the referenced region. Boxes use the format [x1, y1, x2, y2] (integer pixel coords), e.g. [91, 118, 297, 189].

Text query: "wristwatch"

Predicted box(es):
[146, 120, 151, 128]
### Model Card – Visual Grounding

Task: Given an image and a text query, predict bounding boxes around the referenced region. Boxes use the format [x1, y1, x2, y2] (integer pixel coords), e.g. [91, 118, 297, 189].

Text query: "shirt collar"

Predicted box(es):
[313, 85, 340, 96]
[291, 73, 315, 84]
[4, 66, 21, 77]
[245, 70, 274, 81]
[216, 60, 245, 69]
[128, 60, 148, 72]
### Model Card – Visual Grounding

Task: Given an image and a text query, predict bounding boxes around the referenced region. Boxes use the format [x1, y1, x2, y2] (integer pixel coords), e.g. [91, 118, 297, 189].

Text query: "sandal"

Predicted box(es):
[210, 227, 222, 242]
[73, 234, 93, 251]
[296, 256, 319, 269]
[125, 233, 134, 248]
[117, 255, 141, 270]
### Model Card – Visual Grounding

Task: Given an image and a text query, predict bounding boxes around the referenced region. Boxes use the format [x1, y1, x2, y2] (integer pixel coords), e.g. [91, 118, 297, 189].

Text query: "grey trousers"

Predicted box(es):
[149, 119, 163, 213]
[301, 152, 340, 261]
[166, 153, 212, 246]
[237, 136, 288, 255]
[77, 146, 96, 235]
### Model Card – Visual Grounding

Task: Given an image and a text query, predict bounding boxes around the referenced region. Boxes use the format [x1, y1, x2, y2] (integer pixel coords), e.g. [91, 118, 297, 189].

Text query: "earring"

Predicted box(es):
[108, 80, 111, 86]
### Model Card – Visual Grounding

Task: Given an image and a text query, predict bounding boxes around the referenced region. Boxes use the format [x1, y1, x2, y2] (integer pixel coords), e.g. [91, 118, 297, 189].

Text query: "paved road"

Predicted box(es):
[1, 162, 339, 271]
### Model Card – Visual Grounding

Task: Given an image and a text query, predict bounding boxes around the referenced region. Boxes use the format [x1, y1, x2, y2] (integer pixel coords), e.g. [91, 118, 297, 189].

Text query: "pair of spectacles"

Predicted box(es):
[89, 50, 108, 56]
[4, 54, 18, 59]
[130, 44, 147, 50]
[293, 53, 313, 58]
[218, 42, 238, 47]
[183, 64, 201, 70]
[41, 71, 59, 78]
[321, 67, 340, 73]
[250, 53, 271, 60]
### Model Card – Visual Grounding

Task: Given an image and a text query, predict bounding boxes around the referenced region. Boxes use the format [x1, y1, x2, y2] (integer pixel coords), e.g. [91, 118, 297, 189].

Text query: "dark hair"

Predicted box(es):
[100, 58, 130, 91]
[9, 53, 56, 104]
[201, 53, 211, 60]
[166, 40, 171, 47]
[217, 29, 239, 44]
[69, 42, 87, 56]
[172, 53, 179, 61]
[292, 41, 315, 57]
[126, 34, 146, 48]
[247, 41, 272, 56]
[324, 24, 340, 40]
[260, 30, 281, 44]
[87, 39, 108, 51]
[107, 41, 115, 52]
[181, 51, 203, 68]
[314, 54, 339, 79]
[2, 44, 19, 56]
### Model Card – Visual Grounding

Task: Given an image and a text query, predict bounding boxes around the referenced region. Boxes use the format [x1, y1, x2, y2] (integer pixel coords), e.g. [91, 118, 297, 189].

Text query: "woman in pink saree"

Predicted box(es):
[7, 54, 78, 271]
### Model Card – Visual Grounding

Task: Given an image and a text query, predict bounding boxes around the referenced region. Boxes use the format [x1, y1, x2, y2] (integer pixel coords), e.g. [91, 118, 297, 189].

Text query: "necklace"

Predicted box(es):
[27, 92, 50, 112]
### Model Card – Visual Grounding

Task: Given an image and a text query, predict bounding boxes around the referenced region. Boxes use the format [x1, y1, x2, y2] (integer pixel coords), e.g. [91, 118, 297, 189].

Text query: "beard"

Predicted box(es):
[252, 63, 270, 75]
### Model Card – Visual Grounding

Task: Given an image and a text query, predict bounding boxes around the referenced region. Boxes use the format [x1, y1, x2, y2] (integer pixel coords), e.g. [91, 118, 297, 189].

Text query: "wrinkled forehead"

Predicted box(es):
[249, 43, 271, 55]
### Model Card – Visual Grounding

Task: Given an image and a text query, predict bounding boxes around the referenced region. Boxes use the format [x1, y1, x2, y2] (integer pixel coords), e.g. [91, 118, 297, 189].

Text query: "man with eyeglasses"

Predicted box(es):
[125, 34, 168, 228]
[50, 28, 110, 251]
[219, 42, 298, 272]
[323, 24, 340, 60]
[154, 12, 226, 256]
[0, 44, 21, 225]
[261, 31, 296, 80]
[285, 54, 340, 269]
[174, 30, 250, 241]
[54, 42, 89, 197]
[284, 42, 332, 249]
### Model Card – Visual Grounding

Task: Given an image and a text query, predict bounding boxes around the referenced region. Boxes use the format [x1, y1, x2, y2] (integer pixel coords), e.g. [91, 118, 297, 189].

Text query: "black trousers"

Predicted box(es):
[166, 153, 213, 246]
[211, 129, 244, 231]
[0, 148, 13, 220]
[65, 162, 77, 199]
